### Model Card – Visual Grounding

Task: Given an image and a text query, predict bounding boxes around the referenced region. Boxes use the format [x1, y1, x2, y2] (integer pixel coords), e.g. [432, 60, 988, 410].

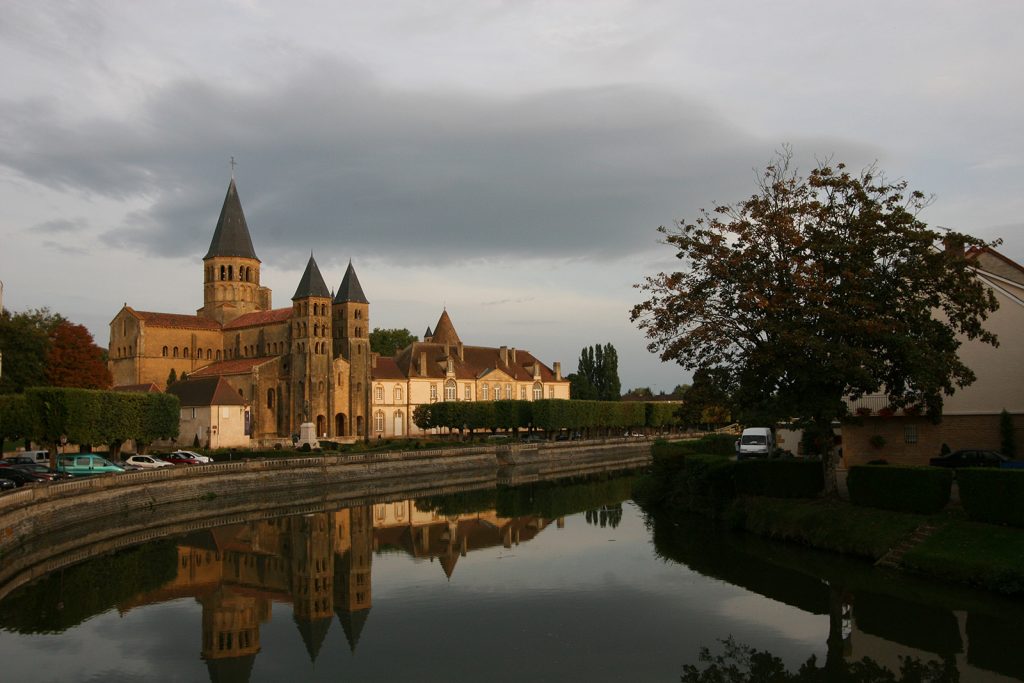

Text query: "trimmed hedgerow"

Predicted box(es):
[847, 465, 952, 514]
[956, 468, 1024, 527]
[734, 460, 824, 499]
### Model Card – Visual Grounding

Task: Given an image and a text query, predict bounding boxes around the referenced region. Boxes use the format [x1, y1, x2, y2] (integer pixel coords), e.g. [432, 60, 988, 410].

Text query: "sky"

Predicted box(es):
[2, 1, 1023, 392]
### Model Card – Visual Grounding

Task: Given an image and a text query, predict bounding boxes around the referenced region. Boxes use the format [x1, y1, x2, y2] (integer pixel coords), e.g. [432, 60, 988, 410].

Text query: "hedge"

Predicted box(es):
[734, 460, 824, 499]
[956, 469, 1024, 527]
[414, 398, 673, 434]
[847, 465, 953, 514]
[650, 434, 736, 458]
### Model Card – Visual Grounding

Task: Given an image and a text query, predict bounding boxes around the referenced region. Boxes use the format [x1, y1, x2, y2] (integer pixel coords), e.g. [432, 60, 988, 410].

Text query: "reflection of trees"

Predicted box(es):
[681, 637, 960, 682]
[584, 504, 623, 529]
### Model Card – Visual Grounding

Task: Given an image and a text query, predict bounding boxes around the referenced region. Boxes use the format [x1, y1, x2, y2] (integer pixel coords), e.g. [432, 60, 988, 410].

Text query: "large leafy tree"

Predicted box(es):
[0, 308, 65, 393]
[632, 152, 998, 455]
[46, 321, 112, 389]
[369, 327, 418, 356]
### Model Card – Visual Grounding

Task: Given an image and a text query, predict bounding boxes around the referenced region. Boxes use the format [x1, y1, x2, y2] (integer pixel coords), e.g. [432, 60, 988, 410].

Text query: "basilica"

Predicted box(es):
[108, 179, 569, 445]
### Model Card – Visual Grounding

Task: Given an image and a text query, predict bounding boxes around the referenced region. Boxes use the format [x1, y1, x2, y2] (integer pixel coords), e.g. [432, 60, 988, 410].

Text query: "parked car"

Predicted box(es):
[169, 450, 212, 464]
[736, 427, 775, 460]
[56, 454, 125, 477]
[163, 452, 201, 466]
[929, 449, 1008, 468]
[0, 468, 42, 487]
[125, 455, 173, 470]
[10, 464, 68, 481]
[0, 479, 16, 493]
[3, 450, 50, 465]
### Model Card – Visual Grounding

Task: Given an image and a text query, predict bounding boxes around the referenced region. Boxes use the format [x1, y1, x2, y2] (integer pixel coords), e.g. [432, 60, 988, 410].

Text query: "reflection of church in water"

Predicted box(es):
[118, 502, 556, 681]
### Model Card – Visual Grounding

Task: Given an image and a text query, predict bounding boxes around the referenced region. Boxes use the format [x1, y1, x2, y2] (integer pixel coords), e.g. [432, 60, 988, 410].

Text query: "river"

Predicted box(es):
[0, 471, 1021, 682]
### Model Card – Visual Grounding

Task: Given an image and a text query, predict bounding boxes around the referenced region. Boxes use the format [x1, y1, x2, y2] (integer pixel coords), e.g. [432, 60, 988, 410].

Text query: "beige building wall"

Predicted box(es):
[177, 404, 250, 449]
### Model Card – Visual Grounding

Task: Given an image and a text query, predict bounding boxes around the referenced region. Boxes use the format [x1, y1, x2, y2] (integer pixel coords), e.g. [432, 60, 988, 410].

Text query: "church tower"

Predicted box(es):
[332, 261, 371, 438]
[290, 254, 333, 437]
[199, 178, 271, 324]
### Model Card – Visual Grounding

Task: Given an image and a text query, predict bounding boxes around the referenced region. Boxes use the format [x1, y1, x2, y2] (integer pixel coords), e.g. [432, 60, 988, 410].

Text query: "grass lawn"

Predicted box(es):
[903, 520, 1024, 595]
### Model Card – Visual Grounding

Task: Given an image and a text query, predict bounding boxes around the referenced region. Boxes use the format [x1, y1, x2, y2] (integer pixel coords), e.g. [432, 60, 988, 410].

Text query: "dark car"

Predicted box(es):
[0, 468, 47, 487]
[10, 464, 68, 481]
[929, 449, 1008, 468]
[163, 452, 200, 466]
[0, 479, 16, 493]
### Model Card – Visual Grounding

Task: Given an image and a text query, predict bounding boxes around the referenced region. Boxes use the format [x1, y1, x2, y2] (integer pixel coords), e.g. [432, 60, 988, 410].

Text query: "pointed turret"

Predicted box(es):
[292, 254, 331, 300]
[293, 615, 332, 662]
[423, 325, 433, 341]
[205, 179, 258, 260]
[431, 309, 461, 346]
[337, 608, 370, 653]
[334, 261, 369, 304]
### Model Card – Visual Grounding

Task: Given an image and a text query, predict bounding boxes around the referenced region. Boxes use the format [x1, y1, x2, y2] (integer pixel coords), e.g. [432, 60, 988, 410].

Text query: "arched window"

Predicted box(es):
[374, 385, 384, 403]
[445, 380, 456, 401]
[228, 265, 233, 280]
[183, 348, 190, 359]
[354, 309, 362, 320]
[220, 265, 226, 281]
[374, 411, 385, 433]
[267, 389, 274, 409]
[162, 346, 169, 357]
[481, 383, 489, 400]
[394, 386, 403, 402]
[338, 373, 343, 385]
[314, 323, 319, 337]
[494, 384, 501, 400]
[128, 345, 133, 356]
[318, 381, 324, 393]
[207, 349, 212, 360]
[216, 350, 222, 360]
[533, 383, 543, 400]
[173, 347, 179, 358]
[505, 384, 512, 400]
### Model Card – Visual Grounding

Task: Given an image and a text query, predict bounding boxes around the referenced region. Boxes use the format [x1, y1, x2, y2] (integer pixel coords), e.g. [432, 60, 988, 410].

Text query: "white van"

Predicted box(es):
[4, 450, 51, 465]
[735, 428, 775, 460]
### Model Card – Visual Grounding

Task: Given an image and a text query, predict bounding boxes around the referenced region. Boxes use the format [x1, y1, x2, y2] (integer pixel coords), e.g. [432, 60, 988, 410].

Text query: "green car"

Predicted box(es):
[56, 454, 125, 477]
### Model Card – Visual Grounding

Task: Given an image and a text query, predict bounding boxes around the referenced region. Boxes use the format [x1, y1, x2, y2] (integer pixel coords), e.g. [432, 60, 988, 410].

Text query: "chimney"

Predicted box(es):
[553, 362, 561, 380]
[420, 351, 428, 376]
[458, 342, 464, 361]
[511, 347, 517, 363]
[500, 346, 508, 366]
[371, 352, 378, 369]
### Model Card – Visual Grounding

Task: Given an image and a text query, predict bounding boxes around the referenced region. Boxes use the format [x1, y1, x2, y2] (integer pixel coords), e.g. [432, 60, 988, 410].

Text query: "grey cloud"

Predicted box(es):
[0, 55, 877, 267]
[33, 217, 87, 234]
[42, 239, 89, 255]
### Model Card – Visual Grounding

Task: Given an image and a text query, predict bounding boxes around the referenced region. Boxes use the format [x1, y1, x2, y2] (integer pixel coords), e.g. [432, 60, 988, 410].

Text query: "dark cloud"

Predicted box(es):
[33, 217, 87, 233]
[0, 55, 875, 267]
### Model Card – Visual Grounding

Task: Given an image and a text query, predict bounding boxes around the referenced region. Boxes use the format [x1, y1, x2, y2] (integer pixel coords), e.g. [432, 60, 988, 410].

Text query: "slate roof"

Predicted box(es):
[372, 357, 405, 380]
[190, 357, 277, 378]
[204, 179, 259, 261]
[223, 307, 292, 329]
[292, 254, 332, 300]
[166, 376, 248, 407]
[294, 615, 332, 662]
[334, 261, 369, 304]
[430, 310, 461, 345]
[423, 326, 433, 339]
[379, 341, 564, 383]
[132, 309, 222, 331]
[112, 383, 161, 393]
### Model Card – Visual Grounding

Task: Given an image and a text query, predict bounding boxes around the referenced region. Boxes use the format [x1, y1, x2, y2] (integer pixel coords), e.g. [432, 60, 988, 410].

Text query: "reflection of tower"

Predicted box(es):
[335, 505, 373, 652]
[289, 513, 336, 662]
[199, 586, 268, 683]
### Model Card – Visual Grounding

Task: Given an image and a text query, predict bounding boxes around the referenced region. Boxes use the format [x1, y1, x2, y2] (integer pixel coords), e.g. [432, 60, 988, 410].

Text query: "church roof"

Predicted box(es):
[292, 254, 331, 300]
[132, 310, 222, 331]
[205, 654, 256, 683]
[223, 307, 292, 329]
[337, 607, 370, 653]
[190, 357, 277, 378]
[294, 615, 332, 662]
[334, 261, 369, 304]
[204, 179, 259, 261]
[424, 326, 433, 339]
[430, 310, 461, 345]
[166, 376, 248, 407]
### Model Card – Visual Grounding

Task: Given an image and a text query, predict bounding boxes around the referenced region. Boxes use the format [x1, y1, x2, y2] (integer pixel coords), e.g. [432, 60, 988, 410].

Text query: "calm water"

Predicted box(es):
[1, 473, 1022, 682]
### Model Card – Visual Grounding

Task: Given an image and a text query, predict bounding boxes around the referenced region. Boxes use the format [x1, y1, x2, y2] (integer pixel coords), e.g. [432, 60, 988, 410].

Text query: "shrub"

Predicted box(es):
[1000, 409, 1016, 459]
[734, 460, 824, 498]
[957, 469, 1024, 527]
[650, 434, 735, 458]
[847, 465, 952, 514]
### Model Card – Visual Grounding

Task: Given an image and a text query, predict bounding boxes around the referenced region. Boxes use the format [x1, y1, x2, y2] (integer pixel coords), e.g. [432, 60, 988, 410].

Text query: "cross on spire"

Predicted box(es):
[230, 156, 237, 179]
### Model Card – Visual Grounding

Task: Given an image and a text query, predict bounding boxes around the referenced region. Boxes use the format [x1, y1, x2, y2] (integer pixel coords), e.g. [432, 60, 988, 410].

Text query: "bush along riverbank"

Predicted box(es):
[634, 439, 1024, 595]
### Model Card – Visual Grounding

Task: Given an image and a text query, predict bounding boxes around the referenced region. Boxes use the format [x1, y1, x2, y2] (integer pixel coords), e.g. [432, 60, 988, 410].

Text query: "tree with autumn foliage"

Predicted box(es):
[45, 321, 112, 389]
[632, 150, 999, 480]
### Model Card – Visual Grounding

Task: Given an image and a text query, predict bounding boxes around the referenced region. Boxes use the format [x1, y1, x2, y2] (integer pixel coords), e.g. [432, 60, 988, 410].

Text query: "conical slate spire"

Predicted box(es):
[204, 179, 259, 260]
[337, 608, 370, 653]
[334, 260, 369, 304]
[431, 309, 461, 345]
[293, 614, 332, 662]
[292, 254, 331, 300]
[423, 326, 433, 340]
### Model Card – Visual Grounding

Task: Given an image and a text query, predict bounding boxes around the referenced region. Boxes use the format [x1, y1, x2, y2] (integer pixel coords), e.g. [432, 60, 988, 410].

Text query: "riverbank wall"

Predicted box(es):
[0, 439, 651, 601]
